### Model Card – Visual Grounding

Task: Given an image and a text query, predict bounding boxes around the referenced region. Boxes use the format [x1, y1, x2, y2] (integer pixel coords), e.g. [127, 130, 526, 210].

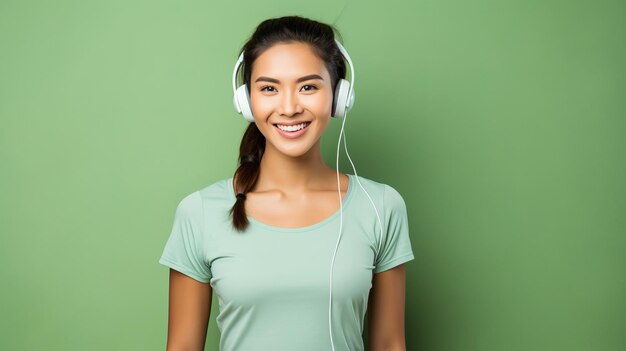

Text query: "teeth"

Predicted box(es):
[276, 122, 309, 132]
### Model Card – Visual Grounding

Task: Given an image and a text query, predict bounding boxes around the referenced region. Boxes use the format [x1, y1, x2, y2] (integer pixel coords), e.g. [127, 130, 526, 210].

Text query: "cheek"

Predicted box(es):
[250, 94, 274, 115]
[302, 91, 334, 115]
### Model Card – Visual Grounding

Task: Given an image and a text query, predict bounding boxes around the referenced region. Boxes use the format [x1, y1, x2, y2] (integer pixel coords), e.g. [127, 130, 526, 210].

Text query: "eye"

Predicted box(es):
[301, 84, 318, 92]
[260, 85, 276, 92]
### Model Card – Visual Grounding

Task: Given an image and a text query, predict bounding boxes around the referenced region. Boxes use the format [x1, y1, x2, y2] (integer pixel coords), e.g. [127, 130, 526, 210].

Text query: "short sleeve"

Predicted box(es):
[373, 184, 415, 274]
[158, 191, 212, 283]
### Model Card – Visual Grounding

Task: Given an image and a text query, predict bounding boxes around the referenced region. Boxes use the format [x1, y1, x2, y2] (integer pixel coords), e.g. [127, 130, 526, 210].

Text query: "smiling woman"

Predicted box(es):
[159, 15, 414, 351]
[246, 41, 335, 156]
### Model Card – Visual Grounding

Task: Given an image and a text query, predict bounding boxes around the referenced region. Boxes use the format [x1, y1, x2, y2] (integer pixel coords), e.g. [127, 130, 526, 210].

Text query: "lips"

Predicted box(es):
[274, 122, 311, 131]
[273, 121, 311, 139]
[272, 121, 311, 126]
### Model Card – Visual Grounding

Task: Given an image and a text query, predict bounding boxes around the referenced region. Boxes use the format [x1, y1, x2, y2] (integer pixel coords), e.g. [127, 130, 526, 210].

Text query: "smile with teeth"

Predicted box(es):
[274, 122, 311, 132]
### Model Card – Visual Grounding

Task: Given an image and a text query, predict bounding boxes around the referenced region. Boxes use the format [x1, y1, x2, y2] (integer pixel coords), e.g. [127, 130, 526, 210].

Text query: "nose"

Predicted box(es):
[277, 90, 304, 117]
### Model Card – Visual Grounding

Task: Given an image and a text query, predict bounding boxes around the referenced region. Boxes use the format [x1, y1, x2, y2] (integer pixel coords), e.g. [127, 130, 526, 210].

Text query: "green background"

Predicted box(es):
[1, 0, 624, 350]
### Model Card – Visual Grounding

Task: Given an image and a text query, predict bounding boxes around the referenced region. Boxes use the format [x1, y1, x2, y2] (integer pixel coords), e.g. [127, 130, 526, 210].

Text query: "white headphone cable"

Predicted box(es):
[328, 61, 384, 351]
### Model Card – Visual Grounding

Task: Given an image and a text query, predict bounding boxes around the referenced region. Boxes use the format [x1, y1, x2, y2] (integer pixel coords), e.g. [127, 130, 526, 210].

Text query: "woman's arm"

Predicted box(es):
[166, 269, 213, 351]
[367, 264, 408, 351]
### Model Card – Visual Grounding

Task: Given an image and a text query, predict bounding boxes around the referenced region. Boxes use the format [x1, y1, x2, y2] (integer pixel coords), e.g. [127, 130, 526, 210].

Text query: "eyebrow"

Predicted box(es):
[254, 74, 324, 84]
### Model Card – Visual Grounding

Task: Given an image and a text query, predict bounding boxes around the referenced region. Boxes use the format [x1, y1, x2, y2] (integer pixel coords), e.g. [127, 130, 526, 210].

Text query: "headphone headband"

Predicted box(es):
[334, 40, 355, 111]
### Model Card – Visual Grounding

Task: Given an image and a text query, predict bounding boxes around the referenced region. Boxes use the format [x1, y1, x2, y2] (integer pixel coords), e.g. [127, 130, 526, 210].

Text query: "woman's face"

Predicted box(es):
[249, 41, 334, 158]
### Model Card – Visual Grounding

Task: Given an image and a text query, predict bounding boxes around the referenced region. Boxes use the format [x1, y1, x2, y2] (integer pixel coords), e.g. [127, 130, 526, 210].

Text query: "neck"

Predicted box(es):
[255, 140, 338, 193]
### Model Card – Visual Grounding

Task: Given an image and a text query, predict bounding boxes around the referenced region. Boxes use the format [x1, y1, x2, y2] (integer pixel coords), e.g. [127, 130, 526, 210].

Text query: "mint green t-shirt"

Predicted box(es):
[158, 173, 415, 351]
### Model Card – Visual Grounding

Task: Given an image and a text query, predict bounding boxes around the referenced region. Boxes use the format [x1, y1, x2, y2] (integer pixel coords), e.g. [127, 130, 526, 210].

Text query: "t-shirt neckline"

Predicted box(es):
[227, 173, 355, 233]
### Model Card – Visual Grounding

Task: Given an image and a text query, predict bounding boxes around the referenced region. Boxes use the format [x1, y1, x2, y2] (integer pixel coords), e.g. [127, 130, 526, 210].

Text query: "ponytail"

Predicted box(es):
[229, 123, 265, 232]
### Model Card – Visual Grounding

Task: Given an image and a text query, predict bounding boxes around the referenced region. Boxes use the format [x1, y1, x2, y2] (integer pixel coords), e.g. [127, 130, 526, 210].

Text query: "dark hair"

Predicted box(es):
[228, 15, 347, 232]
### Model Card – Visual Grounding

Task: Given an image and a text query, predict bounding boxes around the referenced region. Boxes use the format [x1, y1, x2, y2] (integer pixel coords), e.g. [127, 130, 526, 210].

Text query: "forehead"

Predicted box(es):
[252, 42, 330, 82]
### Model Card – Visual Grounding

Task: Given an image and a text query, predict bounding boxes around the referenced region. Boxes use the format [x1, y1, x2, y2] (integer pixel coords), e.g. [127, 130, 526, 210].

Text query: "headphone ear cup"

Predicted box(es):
[235, 84, 255, 123]
[232, 91, 242, 114]
[332, 79, 351, 119]
[346, 86, 355, 113]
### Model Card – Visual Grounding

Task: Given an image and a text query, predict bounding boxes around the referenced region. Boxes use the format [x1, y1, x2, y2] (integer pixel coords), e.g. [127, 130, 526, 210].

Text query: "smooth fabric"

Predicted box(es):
[159, 173, 415, 351]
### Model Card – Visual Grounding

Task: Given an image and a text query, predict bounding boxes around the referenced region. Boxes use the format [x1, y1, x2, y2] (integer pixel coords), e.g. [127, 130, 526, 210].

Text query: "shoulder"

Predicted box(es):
[196, 177, 236, 205]
[351, 174, 386, 197]
[175, 177, 234, 215]
[349, 174, 407, 221]
[351, 174, 406, 207]
[383, 183, 407, 212]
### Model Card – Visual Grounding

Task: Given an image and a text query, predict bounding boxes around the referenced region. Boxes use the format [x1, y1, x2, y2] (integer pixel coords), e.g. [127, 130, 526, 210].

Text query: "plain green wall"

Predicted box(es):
[1, 0, 624, 350]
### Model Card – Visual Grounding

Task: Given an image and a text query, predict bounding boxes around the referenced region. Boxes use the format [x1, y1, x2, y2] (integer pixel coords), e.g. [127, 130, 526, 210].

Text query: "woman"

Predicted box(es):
[159, 15, 414, 351]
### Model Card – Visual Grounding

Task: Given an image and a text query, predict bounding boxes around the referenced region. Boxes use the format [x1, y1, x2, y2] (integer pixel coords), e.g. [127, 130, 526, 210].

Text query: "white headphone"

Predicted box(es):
[232, 39, 356, 122]
[231, 39, 383, 351]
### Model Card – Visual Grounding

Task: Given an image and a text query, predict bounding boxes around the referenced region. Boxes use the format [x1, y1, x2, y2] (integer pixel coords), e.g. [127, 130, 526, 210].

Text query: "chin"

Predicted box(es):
[276, 144, 314, 158]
